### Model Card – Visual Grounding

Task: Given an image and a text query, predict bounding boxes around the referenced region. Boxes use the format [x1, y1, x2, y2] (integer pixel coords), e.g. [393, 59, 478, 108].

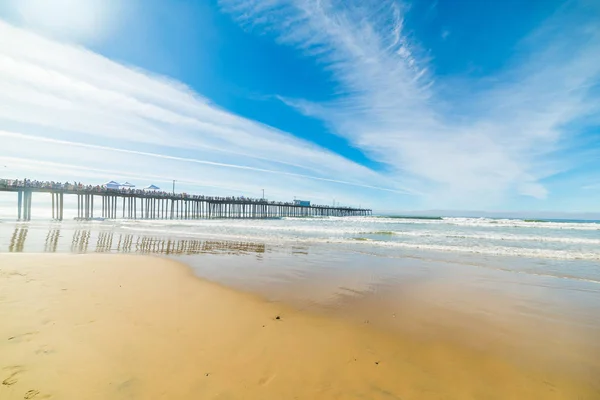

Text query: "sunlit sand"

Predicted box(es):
[1, 254, 598, 399]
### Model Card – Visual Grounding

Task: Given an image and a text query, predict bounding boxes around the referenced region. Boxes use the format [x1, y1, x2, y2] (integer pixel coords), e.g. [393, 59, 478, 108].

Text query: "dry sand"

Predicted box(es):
[0, 254, 597, 399]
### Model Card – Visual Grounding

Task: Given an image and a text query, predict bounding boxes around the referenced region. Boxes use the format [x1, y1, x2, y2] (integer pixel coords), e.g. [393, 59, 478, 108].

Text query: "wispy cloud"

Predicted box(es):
[1, 131, 410, 195]
[220, 0, 600, 208]
[0, 20, 411, 208]
[582, 183, 600, 190]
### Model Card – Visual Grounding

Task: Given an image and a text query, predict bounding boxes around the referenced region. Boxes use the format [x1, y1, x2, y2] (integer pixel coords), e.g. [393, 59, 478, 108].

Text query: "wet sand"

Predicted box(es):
[1, 254, 598, 399]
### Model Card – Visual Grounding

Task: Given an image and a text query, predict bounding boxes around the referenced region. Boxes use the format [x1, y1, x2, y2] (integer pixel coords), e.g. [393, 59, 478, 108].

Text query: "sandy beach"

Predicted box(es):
[1, 253, 598, 399]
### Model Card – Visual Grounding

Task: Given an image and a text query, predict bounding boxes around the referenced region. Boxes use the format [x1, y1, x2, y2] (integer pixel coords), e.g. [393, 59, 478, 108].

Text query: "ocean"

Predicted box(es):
[2, 214, 598, 282]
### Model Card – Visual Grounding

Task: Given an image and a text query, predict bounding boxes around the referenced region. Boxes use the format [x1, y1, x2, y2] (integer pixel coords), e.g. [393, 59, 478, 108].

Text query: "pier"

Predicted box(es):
[0, 180, 372, 221]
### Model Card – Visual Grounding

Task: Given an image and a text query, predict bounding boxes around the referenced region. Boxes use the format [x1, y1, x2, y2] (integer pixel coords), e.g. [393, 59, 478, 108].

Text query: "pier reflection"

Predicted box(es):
[8, 226, 28, 252]
[103, 235, 267, 256]
[6, 226, 267, 256]
[90, 232, 268, 255]
[44, 229, 60, 253]
[71, 230, 91, 253]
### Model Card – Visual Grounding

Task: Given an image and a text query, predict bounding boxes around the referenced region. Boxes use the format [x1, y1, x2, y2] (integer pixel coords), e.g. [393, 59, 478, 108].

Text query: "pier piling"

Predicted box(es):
[17, 191, 23, 220]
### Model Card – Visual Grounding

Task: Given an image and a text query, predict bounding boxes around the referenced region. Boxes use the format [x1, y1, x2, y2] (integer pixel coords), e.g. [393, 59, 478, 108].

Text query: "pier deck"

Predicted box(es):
[0, 182, 371, 221]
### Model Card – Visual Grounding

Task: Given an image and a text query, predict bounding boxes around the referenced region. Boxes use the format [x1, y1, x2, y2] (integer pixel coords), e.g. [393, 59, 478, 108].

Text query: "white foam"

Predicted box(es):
[441, 217, 600, 231]
[342, 239, 600, 261]
[375, 230, 600, 245]
[342, 216, 600, 231]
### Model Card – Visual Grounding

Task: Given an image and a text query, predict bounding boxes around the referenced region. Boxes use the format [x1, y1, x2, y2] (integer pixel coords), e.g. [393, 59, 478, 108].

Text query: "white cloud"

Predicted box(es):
[8, 0, 122, 43]
[220, 0, 600, 208]
[0, 20, 411, 209]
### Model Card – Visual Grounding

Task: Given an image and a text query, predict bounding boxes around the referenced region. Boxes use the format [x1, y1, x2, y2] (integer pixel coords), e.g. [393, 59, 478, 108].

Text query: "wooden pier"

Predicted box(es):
[0, 182, 372, 221]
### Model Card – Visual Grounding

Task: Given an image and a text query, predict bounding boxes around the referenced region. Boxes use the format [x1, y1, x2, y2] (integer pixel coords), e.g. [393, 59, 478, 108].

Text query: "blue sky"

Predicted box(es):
[0, 0, 599, 214]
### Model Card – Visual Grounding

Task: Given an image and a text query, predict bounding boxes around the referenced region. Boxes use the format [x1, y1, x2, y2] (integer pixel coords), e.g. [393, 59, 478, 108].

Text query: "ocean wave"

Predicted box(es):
[118, 224, 600, 261]
[115, 218, 600, 247]
[109, 215, 600, 233]
[441, 217, 600, 231]
[365, 230, 600, 245]
[343, 239, 600, 261]
[332, 216, 600, 230]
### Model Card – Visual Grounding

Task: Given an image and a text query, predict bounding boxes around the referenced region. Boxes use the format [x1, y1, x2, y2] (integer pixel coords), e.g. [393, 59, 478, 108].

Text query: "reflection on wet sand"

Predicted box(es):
[96, 231, 115, 252]
[71, 230, 91, 253]
[7, 226, 268, 256]
[8, 226, 28, 252]
[44, 229, 60, 253]
[291, 245, 309, 255]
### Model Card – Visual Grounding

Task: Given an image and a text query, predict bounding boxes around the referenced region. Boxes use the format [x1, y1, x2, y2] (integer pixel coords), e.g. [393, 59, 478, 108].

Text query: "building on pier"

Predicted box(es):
[294, 199, 311, 207]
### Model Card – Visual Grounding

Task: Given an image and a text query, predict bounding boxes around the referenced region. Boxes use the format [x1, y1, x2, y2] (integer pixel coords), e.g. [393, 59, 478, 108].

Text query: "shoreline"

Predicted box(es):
[1, 253, 598, 399]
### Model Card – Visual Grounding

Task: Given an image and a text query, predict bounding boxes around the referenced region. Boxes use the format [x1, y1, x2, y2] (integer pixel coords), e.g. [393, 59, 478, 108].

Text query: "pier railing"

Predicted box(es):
[0, 179, 372, 220]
